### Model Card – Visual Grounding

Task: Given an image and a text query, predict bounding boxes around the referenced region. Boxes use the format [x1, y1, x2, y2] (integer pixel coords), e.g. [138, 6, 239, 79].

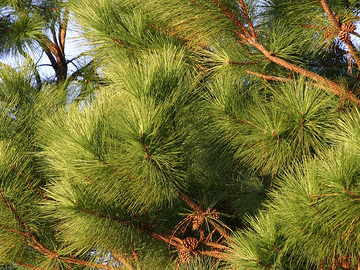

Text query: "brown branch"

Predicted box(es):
[0, 205, 117, 269]
[203, 241, 229, 250]
[75, 205, 134, 226]
[177, 192, 203, 214]
[59, 7, 69, 54]
[132, 249, 142, 270]
[12, 166, 44, 197]
[0, 189, 28, 231]
[238, 0, 256, 37]
[141, 139, 152, 160]
[344, 187, 360, 199]
[176, 192, 230, 241]
[244, 70, 336, 92]
[345, 40, 360, 72]
[43, 49, 58, 71]
[250, 41, 360, 105]
[207, 220, 230, 242]
[210, 0, 250, 39]
[50, 22, 59, 50]
[319, 0, 340, 28]
[152, 233, 183, 248]
[112, 252, 135, 270]
[244, 70, 291, 83]
[39, 34, 67, 81]
[111, 38, 134, 50]
[0, 224, 29, 238]
[17, 263, 46, 270]
[59, 256, 115, 270]
[197, 250, 229, 260]
[28, 241, 55, 258]
[40, 36, 58, 56]
[352, 32, 360, 39]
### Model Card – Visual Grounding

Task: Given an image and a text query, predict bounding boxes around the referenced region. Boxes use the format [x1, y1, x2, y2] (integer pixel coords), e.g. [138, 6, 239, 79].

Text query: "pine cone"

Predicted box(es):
[210, 209, 220, 219]
[182, 237, 198, 251]
[338, 31, 350, 43]
[179, 249, 190, 264]
[324, 27, 338, 39]
[341, 22, 356, 34]
[192, 214, 204, 230]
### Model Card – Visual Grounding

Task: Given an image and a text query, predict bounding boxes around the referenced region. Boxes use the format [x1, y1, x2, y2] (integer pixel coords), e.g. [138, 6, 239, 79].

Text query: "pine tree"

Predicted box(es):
[0, 0, 360, 269]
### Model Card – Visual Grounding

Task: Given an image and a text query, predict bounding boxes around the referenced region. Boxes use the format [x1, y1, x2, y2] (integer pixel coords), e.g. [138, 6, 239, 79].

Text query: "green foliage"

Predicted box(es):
[0, 0, 360, 269]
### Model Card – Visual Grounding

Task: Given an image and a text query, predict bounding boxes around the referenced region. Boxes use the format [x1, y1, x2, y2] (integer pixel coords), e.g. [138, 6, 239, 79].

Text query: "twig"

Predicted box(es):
[210, 0, 250, 39]
[244, 70, 291, 83]
[75, 205, 134, 226]
[12, 166, 44, 197]
[0, 189, 28, 231]
[239, 0, 256, 37]
[197, 250, 229, 260]
[319, 0, 340, 28]
[132, 249, 142, 270]
[17, 263, 46, 270]
[112, 252, 135, 270]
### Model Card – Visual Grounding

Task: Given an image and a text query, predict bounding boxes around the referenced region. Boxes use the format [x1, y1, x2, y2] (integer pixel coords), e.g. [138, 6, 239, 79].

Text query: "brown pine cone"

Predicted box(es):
[182, 237, 198, 251]
[192, 214, 204, 230]
[324, 27, 338, 39]
[339, 31, 350, 43]
[210, 210, 220, 219]
[179, 249, 190, 264]
[341, 22, 356, 34]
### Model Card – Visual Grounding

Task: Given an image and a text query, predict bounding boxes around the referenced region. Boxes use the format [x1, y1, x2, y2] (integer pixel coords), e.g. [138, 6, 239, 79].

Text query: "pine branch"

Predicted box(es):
[209, 0, 360, 105]
[319, 0, 340, 28]
[210, 0, 249, 39]
[177, 192, 203, 214]
[111, 37, 135, 51]
[18, 51, 42, 89]
[2, 219, 118, 270]
[203, 241, 229, 250]
[12, 166, 44, 198]
[0, 187, 119, 269]
[238, 0, 256, 37]
[17, 263, 46, 270]
[112, 252, 135, 270]
[50, 22, 59, 51]
[75, 204, 134, 226]
[250, 41, 360, 104]
[319, 0, 360, 72]
[0, 189, 28, 231]
[39, 36, 58, 57]
[152, 233, 183, 249]
[59, 7, 69, 55]
[343, 187, 360, 199]
[177, 192, 230, 241]
[131, 249, 142, 270]
[244, 70, 291, 83]
[197, 250, 229, 260]
[0, 224, 30, 238]
[244, 69, 341, 93]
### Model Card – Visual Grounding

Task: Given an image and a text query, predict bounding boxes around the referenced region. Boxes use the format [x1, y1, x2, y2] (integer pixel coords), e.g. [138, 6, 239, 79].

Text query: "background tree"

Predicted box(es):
[0, 0, 360, 269]
[0, 0, 98, 97]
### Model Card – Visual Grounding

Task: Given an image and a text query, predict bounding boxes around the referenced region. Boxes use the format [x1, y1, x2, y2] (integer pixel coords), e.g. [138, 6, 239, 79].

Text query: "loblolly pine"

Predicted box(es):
[0, 0, 359, 269]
